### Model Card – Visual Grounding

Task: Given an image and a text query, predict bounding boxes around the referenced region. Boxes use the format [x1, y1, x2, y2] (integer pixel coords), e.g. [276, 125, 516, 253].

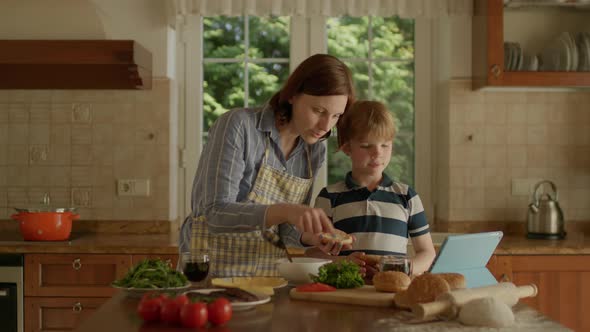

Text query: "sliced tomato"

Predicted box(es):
[295, 282, 337, 292]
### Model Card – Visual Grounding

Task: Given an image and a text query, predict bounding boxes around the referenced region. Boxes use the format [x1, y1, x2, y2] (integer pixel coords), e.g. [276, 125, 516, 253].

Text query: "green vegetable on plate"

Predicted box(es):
[311, 260, 364, 289]
[112, 258, 188, 289]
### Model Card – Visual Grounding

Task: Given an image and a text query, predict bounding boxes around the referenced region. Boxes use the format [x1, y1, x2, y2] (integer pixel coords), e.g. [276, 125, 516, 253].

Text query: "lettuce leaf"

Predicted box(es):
[311, 260, 364, 289]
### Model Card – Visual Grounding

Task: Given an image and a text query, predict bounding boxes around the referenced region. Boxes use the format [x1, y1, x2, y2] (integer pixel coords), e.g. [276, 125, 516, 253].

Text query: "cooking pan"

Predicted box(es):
[11, 194, 79, 241]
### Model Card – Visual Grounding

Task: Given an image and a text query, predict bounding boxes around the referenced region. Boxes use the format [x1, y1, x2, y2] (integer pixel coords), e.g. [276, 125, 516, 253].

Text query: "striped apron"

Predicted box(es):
[191, 136, 313, 277]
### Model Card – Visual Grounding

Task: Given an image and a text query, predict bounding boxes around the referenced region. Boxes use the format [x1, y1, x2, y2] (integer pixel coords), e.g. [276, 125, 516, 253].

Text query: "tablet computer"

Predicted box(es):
[428, 231, 503, 288]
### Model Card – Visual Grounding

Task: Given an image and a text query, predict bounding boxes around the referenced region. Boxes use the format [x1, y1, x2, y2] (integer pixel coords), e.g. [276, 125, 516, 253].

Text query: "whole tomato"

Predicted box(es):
[160, 298, 182, 325]
[180, 302, 208, 328]
[207, 297, 232, 326]
[173, 294, 189, 307]
[137, 297, 161, 322]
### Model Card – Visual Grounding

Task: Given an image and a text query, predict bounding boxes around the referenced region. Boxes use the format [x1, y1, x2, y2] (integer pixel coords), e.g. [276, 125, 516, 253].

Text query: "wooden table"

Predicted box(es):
[75, 287, 570, 332]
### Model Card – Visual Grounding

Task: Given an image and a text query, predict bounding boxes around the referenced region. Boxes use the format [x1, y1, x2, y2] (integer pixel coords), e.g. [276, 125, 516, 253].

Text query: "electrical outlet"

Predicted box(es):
[117, 179, 150, 196]
[511, 178, 543, 196]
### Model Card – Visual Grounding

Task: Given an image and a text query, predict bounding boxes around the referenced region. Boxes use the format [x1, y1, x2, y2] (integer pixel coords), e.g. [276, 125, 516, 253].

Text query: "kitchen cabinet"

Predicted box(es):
[25, 297, 109, 332]
[24, 254, 131, 332]
[23, 253, 179, 332]
[473, 0, 590, 89]
[490, 255, 590, 332]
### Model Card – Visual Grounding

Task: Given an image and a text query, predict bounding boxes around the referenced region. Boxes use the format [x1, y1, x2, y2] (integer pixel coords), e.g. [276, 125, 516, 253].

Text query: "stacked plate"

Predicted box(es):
[539, 32, 590, 71]
[578, 32, 590, 71]
[504, 42, 538, 71]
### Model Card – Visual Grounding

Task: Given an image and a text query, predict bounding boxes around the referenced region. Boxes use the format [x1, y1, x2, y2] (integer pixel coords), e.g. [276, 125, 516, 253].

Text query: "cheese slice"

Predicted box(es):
[211, 277, 287, 296]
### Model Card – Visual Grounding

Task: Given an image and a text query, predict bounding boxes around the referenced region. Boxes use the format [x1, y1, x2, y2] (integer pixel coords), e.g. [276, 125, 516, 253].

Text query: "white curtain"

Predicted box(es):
[168, 0, 472, 18]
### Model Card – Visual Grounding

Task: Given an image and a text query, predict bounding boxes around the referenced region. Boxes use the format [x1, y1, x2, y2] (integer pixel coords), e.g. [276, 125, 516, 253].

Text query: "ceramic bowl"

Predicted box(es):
[276, 257, 331, 284]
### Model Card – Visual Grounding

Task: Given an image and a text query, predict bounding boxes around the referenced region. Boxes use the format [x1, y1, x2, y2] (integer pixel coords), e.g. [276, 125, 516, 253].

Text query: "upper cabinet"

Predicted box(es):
[0, 40, 152, 90]
[473, 0, 590, 89]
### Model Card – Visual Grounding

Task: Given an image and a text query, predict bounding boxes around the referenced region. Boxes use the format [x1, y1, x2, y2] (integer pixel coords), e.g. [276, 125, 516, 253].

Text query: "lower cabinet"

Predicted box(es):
[489, 255, 590, 332]
[24, 253, 177, 332]
[25, 297, 109, 332]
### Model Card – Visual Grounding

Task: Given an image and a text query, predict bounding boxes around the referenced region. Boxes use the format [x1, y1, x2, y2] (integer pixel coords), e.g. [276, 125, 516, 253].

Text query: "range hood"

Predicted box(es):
[0, 40, 152, 89]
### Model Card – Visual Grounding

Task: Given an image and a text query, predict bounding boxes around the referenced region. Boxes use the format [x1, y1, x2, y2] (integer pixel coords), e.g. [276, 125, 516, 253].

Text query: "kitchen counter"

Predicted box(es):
[494, 232, 590, 255]
[0, 232, 179, 254]
[0, 229, 589, 255]
[74, 286, 570, 332]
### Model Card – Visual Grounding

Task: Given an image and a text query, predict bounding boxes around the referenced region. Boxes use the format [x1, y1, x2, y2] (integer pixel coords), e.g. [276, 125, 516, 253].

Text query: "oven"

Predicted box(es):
[0, 254, 23, 332]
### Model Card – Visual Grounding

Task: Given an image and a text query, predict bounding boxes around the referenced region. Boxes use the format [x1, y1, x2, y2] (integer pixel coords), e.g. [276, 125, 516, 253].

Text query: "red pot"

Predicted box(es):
[12, 210, 80, 241]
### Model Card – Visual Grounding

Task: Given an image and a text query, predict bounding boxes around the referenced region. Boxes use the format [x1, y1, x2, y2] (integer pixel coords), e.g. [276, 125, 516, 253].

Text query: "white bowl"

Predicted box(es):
[276, 257, 331, 284]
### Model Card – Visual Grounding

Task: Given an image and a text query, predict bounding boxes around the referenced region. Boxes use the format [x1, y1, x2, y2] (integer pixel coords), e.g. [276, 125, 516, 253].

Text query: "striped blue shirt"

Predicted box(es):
[180, 105, 326, 251]
[314, 172, 430, 256]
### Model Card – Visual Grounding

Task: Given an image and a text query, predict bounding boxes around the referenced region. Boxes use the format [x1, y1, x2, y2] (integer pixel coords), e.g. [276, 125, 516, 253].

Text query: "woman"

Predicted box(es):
[180, 54, 356, 277]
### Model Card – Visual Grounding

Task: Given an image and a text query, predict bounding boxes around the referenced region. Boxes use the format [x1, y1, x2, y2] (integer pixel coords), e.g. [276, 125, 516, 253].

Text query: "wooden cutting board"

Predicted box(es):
[289, 285, 395, 307]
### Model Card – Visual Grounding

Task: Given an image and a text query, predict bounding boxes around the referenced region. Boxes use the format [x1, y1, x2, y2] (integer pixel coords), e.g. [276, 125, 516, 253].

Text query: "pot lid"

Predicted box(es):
[13, 194, 77, 213]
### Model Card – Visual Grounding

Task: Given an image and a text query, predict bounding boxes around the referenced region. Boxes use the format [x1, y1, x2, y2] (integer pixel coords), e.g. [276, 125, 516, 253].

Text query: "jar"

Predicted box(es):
[379, 255, 412, 276]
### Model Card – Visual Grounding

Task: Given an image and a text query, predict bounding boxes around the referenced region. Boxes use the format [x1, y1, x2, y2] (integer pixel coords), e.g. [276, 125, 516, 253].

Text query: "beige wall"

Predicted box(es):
[0, 80, 172, 220]
[443, 17, 590, 224]
[0, 0, 170, 77]
[438, 80, 590, 223]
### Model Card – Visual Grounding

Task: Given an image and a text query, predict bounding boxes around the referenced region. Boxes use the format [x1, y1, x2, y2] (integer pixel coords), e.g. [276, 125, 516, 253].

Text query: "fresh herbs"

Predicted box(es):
[311, 260, 364, 289]
[112, 259, 188, 289]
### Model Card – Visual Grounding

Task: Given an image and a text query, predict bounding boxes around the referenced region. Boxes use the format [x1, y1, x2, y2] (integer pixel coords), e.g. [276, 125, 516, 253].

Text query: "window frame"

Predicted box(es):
[178, 14, 435, 221]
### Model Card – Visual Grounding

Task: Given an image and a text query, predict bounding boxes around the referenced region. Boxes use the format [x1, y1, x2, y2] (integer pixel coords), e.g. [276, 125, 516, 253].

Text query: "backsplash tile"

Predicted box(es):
[0, 79, 171, 220]
[440, 80, 590, 223]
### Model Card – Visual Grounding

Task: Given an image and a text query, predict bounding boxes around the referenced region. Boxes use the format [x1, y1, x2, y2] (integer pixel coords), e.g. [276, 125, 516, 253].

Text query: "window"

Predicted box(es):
[202, 16, 290, 132]
[181, 14, 431, 217]
[326, 16, 415, 186]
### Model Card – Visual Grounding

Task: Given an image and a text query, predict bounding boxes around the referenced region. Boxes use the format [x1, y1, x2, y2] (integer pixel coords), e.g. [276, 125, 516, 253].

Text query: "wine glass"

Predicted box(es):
[179, 250, 210, 287]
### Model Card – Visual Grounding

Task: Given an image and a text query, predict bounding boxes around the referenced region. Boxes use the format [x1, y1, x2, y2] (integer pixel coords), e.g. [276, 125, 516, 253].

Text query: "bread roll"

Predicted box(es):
[405, 273, 451, 304]
[435, 273, 466, 290]
[373, 271, 410, 293]
[319, 232, 353, 245]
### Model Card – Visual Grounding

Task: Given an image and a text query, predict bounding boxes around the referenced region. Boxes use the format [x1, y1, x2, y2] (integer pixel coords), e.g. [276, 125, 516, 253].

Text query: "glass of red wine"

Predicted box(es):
[179, 250, 210, 287]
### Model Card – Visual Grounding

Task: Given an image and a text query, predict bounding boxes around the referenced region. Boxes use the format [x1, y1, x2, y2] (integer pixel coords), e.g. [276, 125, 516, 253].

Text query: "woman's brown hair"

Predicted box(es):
[336, 100, 396, 148]
[269, 54, 355, 137]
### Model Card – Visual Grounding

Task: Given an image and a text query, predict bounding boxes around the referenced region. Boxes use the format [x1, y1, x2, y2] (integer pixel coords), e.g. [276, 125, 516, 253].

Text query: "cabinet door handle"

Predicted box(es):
[491, 64, 501, 78]
[72, 258, 82, 270]
[72, 302, 83, 312]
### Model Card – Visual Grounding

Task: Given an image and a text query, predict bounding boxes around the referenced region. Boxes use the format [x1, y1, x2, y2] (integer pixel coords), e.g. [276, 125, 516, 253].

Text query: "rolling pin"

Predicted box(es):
[411, 282, 537, 319]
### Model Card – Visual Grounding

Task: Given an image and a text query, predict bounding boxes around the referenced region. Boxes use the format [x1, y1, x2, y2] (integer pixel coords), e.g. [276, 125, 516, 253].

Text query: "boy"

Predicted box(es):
[307, 100, 435, 278]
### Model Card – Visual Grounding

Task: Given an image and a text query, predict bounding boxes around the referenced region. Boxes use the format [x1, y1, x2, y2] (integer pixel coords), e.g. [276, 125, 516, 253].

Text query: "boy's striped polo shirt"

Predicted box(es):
[314, 172, 430, 256]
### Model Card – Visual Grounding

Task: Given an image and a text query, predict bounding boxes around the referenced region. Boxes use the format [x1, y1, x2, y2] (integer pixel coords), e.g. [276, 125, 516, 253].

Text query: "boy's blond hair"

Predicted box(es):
[336, 100, 396, 148]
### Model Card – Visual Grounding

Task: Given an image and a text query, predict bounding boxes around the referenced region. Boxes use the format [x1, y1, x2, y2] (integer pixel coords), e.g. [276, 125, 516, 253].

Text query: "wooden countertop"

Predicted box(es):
[0, 217, 588, 255]
[0, 230, 589, 255]
[74, 286, 569, 332]
[494, 232, 590, 255]
[0, 231, 179, 254]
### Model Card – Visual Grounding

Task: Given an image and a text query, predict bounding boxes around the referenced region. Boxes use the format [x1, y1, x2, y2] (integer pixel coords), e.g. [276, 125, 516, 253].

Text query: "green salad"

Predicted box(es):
[312, 260, 364, 289]
[112, 258, 188, 289]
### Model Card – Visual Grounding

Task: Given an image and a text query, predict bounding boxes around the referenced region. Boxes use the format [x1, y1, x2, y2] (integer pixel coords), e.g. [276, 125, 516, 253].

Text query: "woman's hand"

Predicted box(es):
[267, 204, 335, 234]
[301, 229, 354, 256]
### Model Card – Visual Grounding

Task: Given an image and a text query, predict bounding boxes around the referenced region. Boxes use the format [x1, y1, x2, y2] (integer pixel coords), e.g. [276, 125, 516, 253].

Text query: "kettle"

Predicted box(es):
[527, 180, 566, 239]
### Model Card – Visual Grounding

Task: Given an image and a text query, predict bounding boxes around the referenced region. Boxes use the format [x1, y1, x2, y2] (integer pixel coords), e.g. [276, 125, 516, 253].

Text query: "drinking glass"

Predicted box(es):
[179, 250, 210, 287]
[379, 255, 412, 276]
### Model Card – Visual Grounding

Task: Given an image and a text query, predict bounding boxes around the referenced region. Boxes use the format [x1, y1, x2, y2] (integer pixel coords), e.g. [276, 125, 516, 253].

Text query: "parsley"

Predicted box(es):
[112, 259, 188, 289]
[312, 260, 364, 289]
